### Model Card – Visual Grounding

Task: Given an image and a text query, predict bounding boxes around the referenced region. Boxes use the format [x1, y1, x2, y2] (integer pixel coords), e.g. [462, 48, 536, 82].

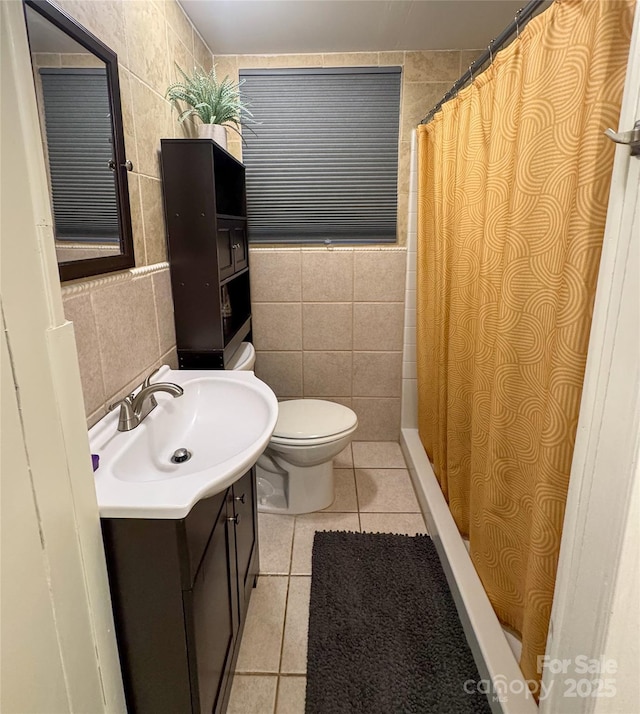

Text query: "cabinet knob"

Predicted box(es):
[235, 493, 245, 504]
[228, 513, 240, 526]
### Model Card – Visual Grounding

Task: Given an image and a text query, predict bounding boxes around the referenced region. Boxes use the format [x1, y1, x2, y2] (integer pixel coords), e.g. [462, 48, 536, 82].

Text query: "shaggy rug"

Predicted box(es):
[306, 531, 492, 714]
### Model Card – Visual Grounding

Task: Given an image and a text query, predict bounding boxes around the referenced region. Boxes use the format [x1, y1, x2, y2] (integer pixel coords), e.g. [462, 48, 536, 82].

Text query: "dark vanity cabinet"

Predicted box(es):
[161, 140, 251, 370]
[101, 469, 259, 714]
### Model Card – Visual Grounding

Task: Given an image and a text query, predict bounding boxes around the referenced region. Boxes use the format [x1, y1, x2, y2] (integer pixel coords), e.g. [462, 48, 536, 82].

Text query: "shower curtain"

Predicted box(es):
[416, 0, 634, 690]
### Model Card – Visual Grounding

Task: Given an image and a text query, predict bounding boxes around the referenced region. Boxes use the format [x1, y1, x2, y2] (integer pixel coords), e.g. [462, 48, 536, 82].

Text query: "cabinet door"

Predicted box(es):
[186, 498, 238, 714]
[232, 224, 248, 273]
[233, 469, 258, 616]
[216, 224, 235, 281]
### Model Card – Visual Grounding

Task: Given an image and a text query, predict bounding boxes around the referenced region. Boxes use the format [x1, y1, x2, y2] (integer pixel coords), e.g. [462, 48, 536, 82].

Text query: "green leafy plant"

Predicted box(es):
[165, 65, 251, 135]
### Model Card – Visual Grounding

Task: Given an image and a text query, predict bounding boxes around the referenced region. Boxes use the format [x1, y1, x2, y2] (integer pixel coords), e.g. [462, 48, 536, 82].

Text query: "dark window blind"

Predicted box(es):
[239, 67, 401, 244]
[40, 68, 119, 242]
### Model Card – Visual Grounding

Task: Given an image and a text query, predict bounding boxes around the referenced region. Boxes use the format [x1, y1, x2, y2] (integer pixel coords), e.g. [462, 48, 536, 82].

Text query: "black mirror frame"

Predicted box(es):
[24, 0, 135, 282]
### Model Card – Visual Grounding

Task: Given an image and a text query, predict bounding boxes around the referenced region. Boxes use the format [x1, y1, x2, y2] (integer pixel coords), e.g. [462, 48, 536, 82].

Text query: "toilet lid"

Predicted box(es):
[274, 399, 357, 440]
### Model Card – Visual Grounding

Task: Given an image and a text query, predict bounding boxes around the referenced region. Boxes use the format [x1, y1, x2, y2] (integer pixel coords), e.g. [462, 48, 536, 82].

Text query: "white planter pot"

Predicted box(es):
[197, 123, 227, 149]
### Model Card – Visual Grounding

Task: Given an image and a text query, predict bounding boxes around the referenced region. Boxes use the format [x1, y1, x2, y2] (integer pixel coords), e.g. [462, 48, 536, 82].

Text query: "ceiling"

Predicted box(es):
[179, 0, 530, 56]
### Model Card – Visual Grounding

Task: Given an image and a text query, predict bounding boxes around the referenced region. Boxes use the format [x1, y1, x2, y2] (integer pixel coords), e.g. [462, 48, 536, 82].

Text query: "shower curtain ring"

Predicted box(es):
[515, 8, 523, 37]
[469, 62, 475, 82]
[489, 39, 495, 62]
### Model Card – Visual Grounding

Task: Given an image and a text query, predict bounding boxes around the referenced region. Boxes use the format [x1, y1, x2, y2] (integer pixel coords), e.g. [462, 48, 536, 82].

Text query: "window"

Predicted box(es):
[39, 68, 119, 242]
[239, 67, 401, 244]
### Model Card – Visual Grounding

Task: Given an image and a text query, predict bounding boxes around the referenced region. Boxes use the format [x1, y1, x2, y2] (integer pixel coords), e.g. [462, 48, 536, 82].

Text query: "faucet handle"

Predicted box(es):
[108, 394, 138, 432]
[142, 367, 161, 388]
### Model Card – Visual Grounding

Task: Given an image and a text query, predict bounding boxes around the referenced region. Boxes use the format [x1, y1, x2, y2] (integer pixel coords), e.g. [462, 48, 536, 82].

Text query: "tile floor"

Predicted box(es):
[227, 441, 427, 714]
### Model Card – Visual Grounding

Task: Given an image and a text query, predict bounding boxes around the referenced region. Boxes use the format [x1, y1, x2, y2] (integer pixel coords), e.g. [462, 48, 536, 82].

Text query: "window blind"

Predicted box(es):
[40, 68, 119, 242]
[239, 67, 401, 243]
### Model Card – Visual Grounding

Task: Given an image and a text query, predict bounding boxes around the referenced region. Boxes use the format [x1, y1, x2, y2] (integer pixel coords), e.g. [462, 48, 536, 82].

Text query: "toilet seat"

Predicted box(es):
[272, 399, 357, 445]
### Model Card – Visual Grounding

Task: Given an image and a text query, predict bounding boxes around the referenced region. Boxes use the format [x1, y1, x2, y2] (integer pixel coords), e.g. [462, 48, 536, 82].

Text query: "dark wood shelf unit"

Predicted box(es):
[102, 469, 259, 714]
[161, 139, 252, 369]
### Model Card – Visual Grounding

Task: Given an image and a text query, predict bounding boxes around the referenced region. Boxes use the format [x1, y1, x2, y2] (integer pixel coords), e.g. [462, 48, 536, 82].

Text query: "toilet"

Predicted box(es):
[227, 342, 358, 514]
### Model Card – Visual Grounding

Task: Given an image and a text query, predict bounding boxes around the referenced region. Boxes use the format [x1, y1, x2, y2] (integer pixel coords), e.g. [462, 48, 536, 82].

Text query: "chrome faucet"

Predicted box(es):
[109, 368, 184, 432]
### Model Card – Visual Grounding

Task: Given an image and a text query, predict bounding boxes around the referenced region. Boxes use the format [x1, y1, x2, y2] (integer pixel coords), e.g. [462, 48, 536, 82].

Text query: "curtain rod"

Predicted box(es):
[420, 0, 547, 125]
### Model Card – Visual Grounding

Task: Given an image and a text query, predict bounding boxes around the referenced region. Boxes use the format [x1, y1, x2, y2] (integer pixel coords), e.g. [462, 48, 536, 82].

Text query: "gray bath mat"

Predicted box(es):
[306, 531, 492, 714]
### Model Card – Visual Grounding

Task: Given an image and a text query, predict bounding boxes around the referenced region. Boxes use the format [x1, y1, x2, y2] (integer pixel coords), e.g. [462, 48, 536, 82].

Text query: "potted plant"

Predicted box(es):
[166, 65, 250, 149]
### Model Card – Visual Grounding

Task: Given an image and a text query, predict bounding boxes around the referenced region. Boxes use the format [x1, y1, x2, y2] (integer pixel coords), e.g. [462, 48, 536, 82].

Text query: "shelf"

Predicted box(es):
[217, 213, 247, 221]
[220, 266, 249, 287]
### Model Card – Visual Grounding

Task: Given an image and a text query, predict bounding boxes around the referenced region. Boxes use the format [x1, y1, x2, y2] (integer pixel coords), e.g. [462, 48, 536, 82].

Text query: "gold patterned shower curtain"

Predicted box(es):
[416, 0, 634, 691]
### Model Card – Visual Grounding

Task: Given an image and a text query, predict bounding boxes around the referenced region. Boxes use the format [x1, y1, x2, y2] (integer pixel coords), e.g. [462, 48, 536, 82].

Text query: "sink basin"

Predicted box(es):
[90, 366, 278, 518]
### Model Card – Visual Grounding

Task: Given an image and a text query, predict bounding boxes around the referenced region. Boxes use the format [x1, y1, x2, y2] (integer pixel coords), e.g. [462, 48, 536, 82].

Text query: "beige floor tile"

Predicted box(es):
[352, 441, 406, 468]
[280, 577, 311, 673]
[333, 444, 353, 468]
[360, 513, 427, 536]
[227, 674, 277, 714]
[291, 513, 360, 575]
[355, 468, 421, 513]
[276, 676, 307, 714]
[323, 469, 358, 512]
[236, 576, 288, 673]
[259, 513, 295, 575]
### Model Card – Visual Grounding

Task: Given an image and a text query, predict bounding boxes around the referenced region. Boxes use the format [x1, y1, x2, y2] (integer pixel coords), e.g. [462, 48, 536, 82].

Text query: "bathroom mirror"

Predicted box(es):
[23, 0, 134, 281]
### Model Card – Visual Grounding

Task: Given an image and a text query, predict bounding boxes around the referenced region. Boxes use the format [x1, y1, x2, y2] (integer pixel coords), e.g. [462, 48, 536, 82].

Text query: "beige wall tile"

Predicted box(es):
[167, 28, 195, 81]
[404, 51, 461, 82]
[57, 0, 127, 59]
[353, 352, 402, 397]
[460, 50, 485, 77]
[250, 251, 301, 302]
[397, 140, 411, 195]
[352, 397, 401, 440]
[130, 77, 171, 179]
[33, 53, 61, 68]
[301, 250, 353, 302]
[378, 51, 405, 66]
[302, 303, 352, 350]
[213, 55, 239, 83]
[165, 0, 194, 55]
[401, 81, 450, 139]
[255, 351, 303, 398]
[60, 53, 104, 68]
[322, 52, 378, 67]
[87, 406, 107, 429]
[253, 303, 302, 350]
[303, 352, 352, 397]
[118, 67, 138, 172]
[237, 54, 323, 69]
[139, 176, 167, 264]
[63, 293, 105, 415]
[123, 0, 169, 94]
[193, 30, 213, 72]
[128, 174, 146, 266]
[91, 275, 160, 398]
[353, 303, 404, 351]
[152, 270, 176, 354]
[354, 251, 406, 301]
[160, 346, 179, 370]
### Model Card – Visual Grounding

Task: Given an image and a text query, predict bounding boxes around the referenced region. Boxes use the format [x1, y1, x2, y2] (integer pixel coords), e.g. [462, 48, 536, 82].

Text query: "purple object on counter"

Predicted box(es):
[91, 454, 100, 472]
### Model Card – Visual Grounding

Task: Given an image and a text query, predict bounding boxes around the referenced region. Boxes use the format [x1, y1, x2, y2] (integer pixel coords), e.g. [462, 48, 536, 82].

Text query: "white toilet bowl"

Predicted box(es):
[226, 343, 358, 514]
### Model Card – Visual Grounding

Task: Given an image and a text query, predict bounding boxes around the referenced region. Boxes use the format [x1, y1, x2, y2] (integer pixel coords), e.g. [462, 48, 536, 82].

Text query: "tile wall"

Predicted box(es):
[402, 131, 419, 429]
[42, 0, 215, 426]
[250, 246, 407, 441]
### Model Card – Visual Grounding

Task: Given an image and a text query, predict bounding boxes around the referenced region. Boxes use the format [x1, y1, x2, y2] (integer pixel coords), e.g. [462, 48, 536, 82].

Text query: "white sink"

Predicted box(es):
[90, 366, 278, 518]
